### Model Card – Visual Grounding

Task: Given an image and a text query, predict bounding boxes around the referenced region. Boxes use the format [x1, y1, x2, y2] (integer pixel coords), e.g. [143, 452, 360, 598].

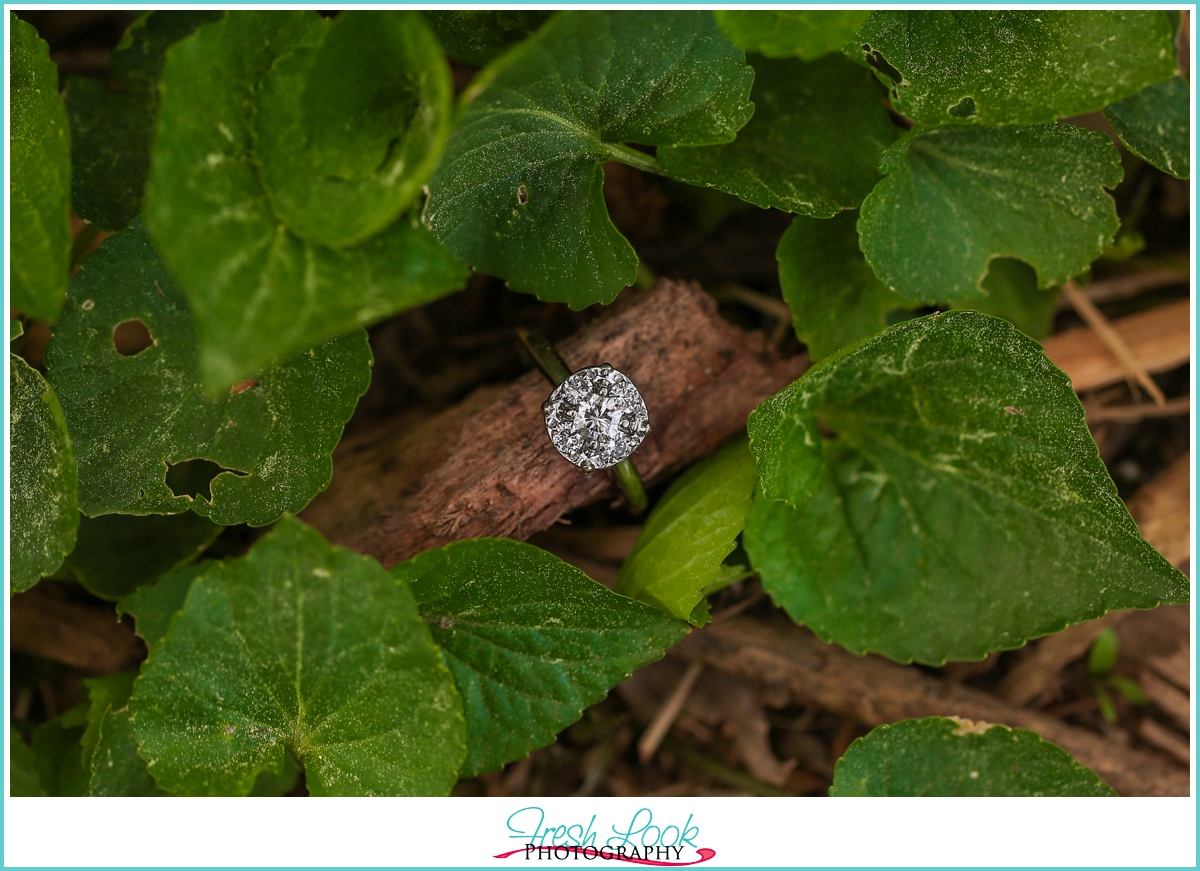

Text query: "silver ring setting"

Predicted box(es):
[541, 364, 650, 473]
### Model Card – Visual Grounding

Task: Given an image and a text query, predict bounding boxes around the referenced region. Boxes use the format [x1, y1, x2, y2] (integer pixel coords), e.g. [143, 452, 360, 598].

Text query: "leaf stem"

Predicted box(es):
[69, 223, 102, 273]
[604, 143, 667, 177]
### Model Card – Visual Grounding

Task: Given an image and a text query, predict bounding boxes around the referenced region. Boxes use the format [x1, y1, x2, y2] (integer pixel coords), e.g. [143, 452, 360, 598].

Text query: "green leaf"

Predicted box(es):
[64, 512, 221, 600]
[1088, 628, 1120, 676]
[1104, 75, 1190, 180]
[117, 562, 207, 651]
[44, 220, 372, 527]
[397, 538, 688, 777]
[247, 752, 302, 797]
[949, 258, 1058, 341]
[11, 736, 46, 796]
[744, 311, 1188, 665]
[713, 10, 871, 60]
[426, 10, 754, 309]
[145, 10, 467, 388]
[254, 12, 452, 248]
[778, 212, 912, 360]
[11, 14, 71, 322]
[89, 707, 168, 796]
[854, 11, 1177, 126]
[11, 355, 78, 593]
[616, 439, 759, 623]
[424, 11, 551, 66]
[830, 717, 1116, 796]
[80, 671, 137, 770]
[30, 704, 89, 796]
[659, 55, 893, 216]
[131, 517, 465, 796]
[11, 318, 26, 342]
[65, 11, 223, 231]
[858, 124, 1122, 304]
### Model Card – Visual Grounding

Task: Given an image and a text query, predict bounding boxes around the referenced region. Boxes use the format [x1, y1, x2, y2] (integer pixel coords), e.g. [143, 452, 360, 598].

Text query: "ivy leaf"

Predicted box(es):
[44, 220, 372, 527]
[424, 11, 551, 66]
[1104, 75, 1190, 180]
[778, 213, 912, 361]
[426, 10, 754, 309]
[854, 11, 1177, 126]
[64, 512, 220, 600]
[145, 10, 466, 388]
[615, 439, 758, 623]
[11, 14, 71, 322]
[65, 11, 222, 231]
[131, 517, 465, 796]
[858, 124, 1122, 304]
[949, 258, 1058, 340]
[253, 11, 453, 248]
[80, 671, 136, 770]
[11, 737, 45, 796]
[659, 55, 893, 216]
[713, 10, 871, 60]
[397, 538, 688, 778]
[30, 704, 89, 797]
[117, 562, 207, 651]
[831, 718, 1116, 796]
[745, 311, 1188, 665]
[11, 355, 78, 594]
[89, 707, 168, 796]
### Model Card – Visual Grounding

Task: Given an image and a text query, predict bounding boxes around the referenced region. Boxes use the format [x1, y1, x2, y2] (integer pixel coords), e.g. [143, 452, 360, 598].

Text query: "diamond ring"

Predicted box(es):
[518, 329, 649, 513]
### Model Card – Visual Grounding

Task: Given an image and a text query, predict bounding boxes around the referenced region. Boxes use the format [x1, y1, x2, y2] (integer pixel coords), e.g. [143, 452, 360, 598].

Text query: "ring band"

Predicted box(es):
[518, 328, 649, 514]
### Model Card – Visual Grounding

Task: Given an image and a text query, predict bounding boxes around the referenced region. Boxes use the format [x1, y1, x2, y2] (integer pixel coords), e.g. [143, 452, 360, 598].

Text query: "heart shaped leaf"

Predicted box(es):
[397, 538, 688, 777]
[854, 11, 1177, 126]
[426, 10, 754, 308]
[858, 124, 1121, 304]
[831, 718, 1115, 796]
[713, 10, 871, 60]
[131, 517, 466, 796]
[1104, 75, 1190, 180]
[11, 355, 78, 593]
[66, 11, 223, 231]
[44, 220, 371, 527]
[11, 14, 71, 322]
[660, 55, 893, 217]
[949, 258, 1058, 341]
[424, 11, 551, 66]
[616, 438, 758, 623]
[145, 10, 466, 388]
[745, 311, 1187, 664]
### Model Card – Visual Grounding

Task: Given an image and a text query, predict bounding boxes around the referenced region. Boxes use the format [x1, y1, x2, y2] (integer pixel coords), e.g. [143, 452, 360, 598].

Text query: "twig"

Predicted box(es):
[1083, 396, 1188, 422]
[1060, 281, 1166, 407]
[11, 586, 145, 674]
[713, 284, 793, 321]
[638, 660, 705, 763]
[661, 736, 793, 797]
[1058, 269, 1188, 309]
[711, 587, 767, 623]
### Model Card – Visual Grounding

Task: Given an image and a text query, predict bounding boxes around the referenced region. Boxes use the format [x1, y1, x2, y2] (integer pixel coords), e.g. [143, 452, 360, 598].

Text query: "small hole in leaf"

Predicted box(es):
[862, 44, 903, 85]
[166, 458, 248, 502]
[517, 184, 528, 205]
[948, 96, 977, 118]
[113, 319, 154, 356]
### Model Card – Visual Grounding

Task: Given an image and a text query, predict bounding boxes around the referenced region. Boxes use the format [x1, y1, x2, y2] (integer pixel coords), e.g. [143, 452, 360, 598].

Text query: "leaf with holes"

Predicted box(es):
[64, 512, 221, 600]
[1104, 75, 1190, 180]
[949, 258, 1058, 340]
[744, 311, 1188, 665]
[659, 55, 893, 216]
[396, 538, 688, 777]
[858, 124, 1122, 304]
[11, 355, 78, 593]
[831, 718, 1115, 796]
[424, 10, 551, 66]
[131, 517, 465, 796]
[426, 10, 754, 308]
[616, 439, 759, 624]
[66, 11, 223, 231]
[853, 11, 1177, 126]
[44, 220, 371, 527]
[145, 10, 465, 389]
[11, 14, 71, 322]
[714, 10, 871, 60]
[778, 213, 912, 361]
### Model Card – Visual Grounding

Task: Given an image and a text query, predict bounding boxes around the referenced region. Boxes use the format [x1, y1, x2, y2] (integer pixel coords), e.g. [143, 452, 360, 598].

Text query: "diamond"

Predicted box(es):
[542, 365, 649, 470]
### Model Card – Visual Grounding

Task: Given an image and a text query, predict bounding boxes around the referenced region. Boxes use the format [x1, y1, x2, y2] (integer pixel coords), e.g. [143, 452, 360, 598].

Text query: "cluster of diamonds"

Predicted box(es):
[542, 364, 650, 471]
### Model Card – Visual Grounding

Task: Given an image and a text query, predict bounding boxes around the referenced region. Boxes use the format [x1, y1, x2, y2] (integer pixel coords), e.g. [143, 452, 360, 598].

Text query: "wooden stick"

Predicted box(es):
[1060, 282, 1167, 407]
[11, 587, 144, 674]
[637, 660, 705, 764]
[676, 615, 1189, 796]
[1083, 396, 1189, 422]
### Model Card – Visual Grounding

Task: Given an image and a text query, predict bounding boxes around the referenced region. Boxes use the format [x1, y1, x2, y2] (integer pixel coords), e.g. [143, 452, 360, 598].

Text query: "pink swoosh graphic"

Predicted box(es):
[493, 847, 716, 866]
